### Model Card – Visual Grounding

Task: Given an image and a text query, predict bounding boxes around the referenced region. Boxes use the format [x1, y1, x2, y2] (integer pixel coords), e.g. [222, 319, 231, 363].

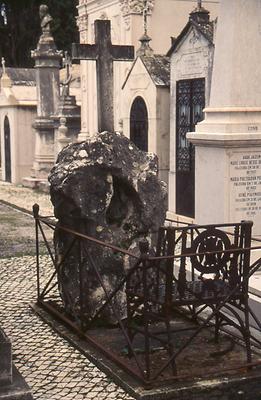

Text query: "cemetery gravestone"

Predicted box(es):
[49, 131, 167, 322]
[0, 329, 12, 387]
[0, 328, 33, 399]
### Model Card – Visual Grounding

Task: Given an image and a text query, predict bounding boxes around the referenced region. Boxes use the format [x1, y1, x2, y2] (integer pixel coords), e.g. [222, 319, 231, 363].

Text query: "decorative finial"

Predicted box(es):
[1, 57, 6, 74]
[61, 51, 72, 97]
[190, 0, 210, 24]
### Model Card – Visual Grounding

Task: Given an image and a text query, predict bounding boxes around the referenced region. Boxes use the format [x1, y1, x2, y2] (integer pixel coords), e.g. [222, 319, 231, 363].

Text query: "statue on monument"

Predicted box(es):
[39, 4, 53, 36]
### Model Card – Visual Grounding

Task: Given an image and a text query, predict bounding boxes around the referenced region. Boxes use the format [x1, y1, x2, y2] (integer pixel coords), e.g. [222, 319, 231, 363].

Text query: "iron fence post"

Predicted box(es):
[33, 203, 40, 300]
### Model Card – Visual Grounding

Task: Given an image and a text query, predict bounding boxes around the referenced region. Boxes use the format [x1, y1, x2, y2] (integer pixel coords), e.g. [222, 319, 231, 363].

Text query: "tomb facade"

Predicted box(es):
[167, 3, 215, 218]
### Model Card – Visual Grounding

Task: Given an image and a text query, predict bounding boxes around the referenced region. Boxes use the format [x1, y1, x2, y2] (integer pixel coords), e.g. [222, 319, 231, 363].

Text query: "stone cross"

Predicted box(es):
[72, 19, 134, 132]
[143, 0, 149, 35]
[197, 0, 202, 7]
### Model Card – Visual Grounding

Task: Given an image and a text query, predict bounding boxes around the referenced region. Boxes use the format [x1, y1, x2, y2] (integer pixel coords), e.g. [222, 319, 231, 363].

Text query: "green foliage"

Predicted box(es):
[0, 0, 78, 67]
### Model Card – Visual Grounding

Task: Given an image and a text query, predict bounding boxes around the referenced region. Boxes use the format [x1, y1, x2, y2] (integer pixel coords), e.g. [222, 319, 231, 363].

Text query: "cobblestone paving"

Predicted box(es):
[0, 255, 133, 400]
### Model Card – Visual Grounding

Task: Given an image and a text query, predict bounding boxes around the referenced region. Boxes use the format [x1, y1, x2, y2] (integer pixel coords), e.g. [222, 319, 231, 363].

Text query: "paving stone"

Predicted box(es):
[0, 255, 133, 400]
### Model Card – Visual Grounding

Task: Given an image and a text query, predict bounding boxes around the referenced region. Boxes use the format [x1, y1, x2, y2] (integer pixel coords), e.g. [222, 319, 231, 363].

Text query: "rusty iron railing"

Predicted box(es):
[33, 204, 261, 388]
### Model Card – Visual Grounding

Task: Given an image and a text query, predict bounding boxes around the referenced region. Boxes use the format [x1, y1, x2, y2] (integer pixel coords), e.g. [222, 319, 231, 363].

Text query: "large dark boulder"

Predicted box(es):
[49, 131, 167, 323]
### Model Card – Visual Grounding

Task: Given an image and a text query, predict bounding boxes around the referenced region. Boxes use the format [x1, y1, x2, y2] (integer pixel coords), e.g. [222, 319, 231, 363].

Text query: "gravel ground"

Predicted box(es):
[0, 181, 53, 216]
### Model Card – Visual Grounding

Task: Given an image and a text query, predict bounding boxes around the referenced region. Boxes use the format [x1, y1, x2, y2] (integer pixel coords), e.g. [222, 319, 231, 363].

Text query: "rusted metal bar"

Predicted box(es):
[78, 237, 85, 332]
[40, 271, 57, 299]
[35, 215, 140, 259]
[82, 242, 146, 378]
[33, 205, 261, 385]
[140, 240, 151, 380]
[35, 212, 261, 262]
[37, 299, 146, 384]
[152, 274, 256, 380]
[33, 204, 40, 299]
[90, 258, 141, 324]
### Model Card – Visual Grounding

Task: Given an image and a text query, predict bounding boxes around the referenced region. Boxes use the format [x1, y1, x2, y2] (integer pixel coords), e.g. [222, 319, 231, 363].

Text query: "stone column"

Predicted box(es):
[31, 8, 62, 179]
[187, 0, 261, 235]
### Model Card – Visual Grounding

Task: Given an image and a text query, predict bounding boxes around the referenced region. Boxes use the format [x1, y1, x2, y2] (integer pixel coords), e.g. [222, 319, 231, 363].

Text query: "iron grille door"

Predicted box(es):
[176, 78, 205, 218]
[130, 96, 148, 152]
[4, 116, 11, 182]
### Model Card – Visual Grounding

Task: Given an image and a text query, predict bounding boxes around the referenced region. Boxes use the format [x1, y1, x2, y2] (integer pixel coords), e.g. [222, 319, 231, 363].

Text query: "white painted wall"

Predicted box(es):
[122, 57, 170, 183]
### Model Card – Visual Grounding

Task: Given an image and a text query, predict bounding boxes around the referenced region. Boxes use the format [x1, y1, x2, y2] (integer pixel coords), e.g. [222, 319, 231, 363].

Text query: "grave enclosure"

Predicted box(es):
[31, 1, 261, 398]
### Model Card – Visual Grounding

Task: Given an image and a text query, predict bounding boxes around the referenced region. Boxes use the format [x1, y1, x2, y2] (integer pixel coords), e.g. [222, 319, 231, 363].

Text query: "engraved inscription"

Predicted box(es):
[230, 152, 261, 219]
[248, 126, 258, 131]
[178, 52, 204, 77]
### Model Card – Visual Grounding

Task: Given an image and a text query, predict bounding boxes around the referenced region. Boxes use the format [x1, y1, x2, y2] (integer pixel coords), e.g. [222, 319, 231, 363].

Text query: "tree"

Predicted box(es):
[0, 0, 78, 67]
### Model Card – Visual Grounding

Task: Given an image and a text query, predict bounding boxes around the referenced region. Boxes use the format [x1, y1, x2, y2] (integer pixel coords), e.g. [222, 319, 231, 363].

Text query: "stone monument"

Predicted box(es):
[49, 131, 167, 322]
[30, 5, 62, 182]
[49, 19, 166, 322]
[0, 328, 33, 399]
[72, 19, 134, 138]
[187, 0, 261, 235]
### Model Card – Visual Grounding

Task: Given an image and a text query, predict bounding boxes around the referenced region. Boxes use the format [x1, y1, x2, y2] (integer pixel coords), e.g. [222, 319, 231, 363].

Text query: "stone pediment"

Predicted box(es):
[167, 19, 214, 57]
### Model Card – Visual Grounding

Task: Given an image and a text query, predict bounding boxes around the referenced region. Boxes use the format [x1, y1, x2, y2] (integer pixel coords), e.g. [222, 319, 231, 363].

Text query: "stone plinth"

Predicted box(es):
[187, 0, 261, 236]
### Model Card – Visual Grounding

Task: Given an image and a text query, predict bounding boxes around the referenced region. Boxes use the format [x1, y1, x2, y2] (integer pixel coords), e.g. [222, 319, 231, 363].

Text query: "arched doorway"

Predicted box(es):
[130, 96, 148, 152]
[4, 116, 11, 182]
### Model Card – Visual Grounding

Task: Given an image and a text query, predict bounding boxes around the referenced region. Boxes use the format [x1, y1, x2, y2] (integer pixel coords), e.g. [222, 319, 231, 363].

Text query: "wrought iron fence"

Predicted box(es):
[33, 203, 261, 387]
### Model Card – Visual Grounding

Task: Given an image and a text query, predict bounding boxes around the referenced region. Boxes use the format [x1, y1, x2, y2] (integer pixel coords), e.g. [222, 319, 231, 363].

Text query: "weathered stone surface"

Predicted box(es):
[0, 328, 12, 386]
[49, 131, 167, 322]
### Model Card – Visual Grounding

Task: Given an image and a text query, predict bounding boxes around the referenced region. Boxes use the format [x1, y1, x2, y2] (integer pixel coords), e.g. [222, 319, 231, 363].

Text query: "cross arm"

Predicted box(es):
[72, 43, 98, 62]
[111, 45, 135, 62]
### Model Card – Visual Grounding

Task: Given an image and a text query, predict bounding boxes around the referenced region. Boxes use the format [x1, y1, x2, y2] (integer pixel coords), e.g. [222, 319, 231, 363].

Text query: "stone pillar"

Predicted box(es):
[31, 8, 62, 179]
[187, 0, 261, 235]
